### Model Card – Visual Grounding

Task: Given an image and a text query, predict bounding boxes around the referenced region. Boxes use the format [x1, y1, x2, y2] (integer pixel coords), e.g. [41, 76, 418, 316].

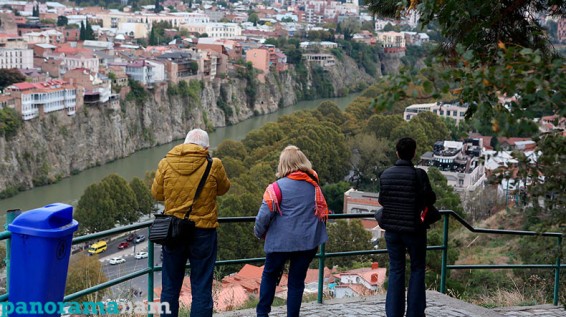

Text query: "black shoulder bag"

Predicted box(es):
[415, 168, 441, 227]
[149, 156, 213, 245]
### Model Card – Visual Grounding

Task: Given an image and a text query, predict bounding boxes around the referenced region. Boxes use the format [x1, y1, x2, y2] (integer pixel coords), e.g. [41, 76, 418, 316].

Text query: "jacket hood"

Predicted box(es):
[164, 143, 209, 176]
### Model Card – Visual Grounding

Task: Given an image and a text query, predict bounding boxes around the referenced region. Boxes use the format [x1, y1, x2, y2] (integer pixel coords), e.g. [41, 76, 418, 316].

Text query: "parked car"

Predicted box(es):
[134, 235, 146, 243]
[126, 234, 135, 242]
[118, 242, 130, 249]
[135, 252, 149, 259]
[109, 257, 126, 265]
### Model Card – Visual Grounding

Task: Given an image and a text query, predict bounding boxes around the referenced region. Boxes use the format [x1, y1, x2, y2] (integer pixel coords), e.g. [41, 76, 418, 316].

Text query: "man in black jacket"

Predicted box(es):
[379, 137, 436, 317]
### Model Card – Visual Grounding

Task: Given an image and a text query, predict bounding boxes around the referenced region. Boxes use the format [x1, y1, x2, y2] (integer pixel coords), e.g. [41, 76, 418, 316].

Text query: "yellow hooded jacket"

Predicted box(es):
[151, 143, 231, 229]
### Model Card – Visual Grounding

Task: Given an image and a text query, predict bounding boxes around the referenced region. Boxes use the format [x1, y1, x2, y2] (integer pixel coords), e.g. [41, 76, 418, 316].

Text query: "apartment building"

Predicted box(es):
[63, 68, 111, 104]
[417, 139, 486, 192]
[0, 34, 34, 70]
[302, 54, 336, 68]
[109, 60, 164, 86]
[376, 31, 406, 53]
[180, 23, 242, 38]
[0, 48, 33, 69]
[246, 45, 288, 75]
[403, 102, 469, 125]
[5, 80, 80, 120]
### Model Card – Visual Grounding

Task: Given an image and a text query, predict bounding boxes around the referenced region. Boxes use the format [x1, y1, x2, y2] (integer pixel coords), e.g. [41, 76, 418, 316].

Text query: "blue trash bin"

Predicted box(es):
[7, 203, 79, 317]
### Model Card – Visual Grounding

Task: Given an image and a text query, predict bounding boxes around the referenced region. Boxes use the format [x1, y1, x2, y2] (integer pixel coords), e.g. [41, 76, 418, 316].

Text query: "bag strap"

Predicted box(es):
[183, 156, 213, 219]
[272, 181, 282, 205]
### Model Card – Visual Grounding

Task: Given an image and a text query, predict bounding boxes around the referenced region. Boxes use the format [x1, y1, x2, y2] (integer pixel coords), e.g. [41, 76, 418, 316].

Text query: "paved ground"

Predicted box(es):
[216, 291, 566, 317]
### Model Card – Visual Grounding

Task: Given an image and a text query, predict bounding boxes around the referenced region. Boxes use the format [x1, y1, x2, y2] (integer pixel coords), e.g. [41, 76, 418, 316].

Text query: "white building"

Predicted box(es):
[403, 102, 469, 125]
[180, 22, 242, 38]
[333, 263, 386, 299]
[111, 60, 164, 86]
[0, 48, 33, 69]
[5, 80, 78, 120]
[418, 139, 486, 192]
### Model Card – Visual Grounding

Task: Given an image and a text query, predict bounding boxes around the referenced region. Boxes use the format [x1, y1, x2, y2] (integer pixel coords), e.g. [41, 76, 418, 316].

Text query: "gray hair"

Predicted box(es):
[184, 129, 209, 148]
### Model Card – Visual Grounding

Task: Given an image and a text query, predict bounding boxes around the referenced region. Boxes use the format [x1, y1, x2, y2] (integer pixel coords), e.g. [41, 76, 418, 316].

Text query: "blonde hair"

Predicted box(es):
[276, 145, 312, 178]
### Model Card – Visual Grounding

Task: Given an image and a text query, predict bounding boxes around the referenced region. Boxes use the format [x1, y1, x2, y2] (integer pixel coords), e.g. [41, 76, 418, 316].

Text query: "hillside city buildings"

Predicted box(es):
[0, 0, 432, 121]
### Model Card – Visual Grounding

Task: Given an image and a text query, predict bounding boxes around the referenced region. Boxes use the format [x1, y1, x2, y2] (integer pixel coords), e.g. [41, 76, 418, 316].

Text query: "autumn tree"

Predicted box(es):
[65, 254, 109, 302]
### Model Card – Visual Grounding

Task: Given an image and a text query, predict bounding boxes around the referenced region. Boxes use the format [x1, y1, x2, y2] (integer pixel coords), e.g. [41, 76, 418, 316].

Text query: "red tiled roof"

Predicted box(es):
[237, 264, 264, 279]
[359, 219, 379, 230]
[10, 80, 68, 91]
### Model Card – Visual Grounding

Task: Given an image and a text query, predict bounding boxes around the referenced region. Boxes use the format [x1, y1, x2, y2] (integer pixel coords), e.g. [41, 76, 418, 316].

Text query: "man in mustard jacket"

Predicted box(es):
[152, 128, 230, 317]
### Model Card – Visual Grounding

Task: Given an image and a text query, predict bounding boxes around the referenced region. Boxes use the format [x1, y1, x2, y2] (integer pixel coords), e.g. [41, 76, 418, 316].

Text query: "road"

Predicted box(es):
[73, 228, 164, 300]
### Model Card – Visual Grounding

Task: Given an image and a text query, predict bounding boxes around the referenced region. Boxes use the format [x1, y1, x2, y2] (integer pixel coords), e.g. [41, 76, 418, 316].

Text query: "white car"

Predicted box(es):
[109, 257, 126, 265]
[135, 252, 149, 259]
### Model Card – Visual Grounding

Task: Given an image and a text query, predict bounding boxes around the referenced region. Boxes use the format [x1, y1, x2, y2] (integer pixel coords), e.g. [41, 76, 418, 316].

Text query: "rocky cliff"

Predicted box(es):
[0, 54, 380, 195]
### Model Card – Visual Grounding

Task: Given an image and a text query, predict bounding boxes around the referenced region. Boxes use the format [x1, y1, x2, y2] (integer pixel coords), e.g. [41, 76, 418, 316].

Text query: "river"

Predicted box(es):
[0, 93, 360, 212]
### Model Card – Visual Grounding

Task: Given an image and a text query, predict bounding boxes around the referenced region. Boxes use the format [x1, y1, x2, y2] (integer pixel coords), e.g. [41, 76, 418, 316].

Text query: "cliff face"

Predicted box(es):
[0, 54, 381, 194]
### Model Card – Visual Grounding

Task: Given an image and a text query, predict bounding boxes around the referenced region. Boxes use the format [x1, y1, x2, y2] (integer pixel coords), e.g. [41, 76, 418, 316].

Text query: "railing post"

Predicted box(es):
[553, 235, 562, 306]
[148, 241, 155, 316]
[317, 243, 326, 304]
[5, 209, 21, 293]
[440, 213, 449, 294]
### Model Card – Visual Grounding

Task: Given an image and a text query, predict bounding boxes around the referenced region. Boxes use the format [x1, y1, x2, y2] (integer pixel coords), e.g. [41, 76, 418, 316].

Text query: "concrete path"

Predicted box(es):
[216, 291, 566, 317]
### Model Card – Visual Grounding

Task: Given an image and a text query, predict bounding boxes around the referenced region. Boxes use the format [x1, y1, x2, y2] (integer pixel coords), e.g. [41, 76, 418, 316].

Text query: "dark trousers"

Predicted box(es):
[161, 228, 217, 317]
[385, 230, 427, 317]
[256, 248, 318, 317]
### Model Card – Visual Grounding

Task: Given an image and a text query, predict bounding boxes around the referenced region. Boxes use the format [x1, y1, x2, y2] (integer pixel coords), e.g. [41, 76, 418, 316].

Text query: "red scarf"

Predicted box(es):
[263, 170, 329, 222]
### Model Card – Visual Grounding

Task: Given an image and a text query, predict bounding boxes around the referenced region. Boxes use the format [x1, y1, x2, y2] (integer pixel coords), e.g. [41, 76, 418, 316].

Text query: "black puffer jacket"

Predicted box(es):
[378, 160, 436, 233]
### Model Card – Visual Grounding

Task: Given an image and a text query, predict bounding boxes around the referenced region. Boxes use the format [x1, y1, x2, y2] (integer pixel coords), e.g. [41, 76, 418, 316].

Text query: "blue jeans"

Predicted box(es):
[385, 230, 427, 317]
[257, 248, 318, 317]
[161, 228, 217, 317]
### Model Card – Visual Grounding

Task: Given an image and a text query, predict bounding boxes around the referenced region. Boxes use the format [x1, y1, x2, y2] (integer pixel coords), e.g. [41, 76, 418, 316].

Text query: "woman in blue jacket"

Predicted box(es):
[254, 145, 329, 317]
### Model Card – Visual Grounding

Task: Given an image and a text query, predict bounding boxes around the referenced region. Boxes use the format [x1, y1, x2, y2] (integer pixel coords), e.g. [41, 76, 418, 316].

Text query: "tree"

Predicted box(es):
[74, 174, 140, 233]
[85, 19, 95, 40]
[409, 112, 450, 145]
[74, 183, 116, 233]
[56, 15, 68, 26]
[148, 27, 157, 45]
[0, 108, 23, 138]
[65, 254, 109, 302]
[79, 21, 86, 41]
[348, 134, 393, 191]
[0, 68, 25, 90]
[154, 0, 162, 13]
[247, 12, 259, 26]
[322, 181, 352, 214]
[426, 167, 464, 215]
[325, 220, 374, 268]
[340, 17, 360, 40]
[365, 114, 404, 140]
[365, 0, 563, 59]
[214, 139, 248, 161]
[32, 5, 39, 17]
[130, 177, 156, 217]
[101, 174, 140, 225]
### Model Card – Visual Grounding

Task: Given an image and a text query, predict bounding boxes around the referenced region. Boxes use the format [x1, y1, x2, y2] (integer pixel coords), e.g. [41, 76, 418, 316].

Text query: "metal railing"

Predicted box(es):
[0, 210, 564, 313]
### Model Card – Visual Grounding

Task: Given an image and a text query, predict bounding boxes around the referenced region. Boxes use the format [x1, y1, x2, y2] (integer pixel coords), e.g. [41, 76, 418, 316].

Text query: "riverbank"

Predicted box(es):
[0, 93, 360, 212]
[0, 53, 377, 198]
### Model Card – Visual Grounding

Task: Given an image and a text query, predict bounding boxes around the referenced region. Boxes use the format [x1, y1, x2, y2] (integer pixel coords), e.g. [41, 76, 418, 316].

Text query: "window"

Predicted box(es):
[446, 110, 450, 116]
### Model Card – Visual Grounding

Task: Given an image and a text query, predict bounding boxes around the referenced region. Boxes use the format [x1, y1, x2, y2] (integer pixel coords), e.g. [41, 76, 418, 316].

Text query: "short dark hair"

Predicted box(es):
[396, 137, 417, 160]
